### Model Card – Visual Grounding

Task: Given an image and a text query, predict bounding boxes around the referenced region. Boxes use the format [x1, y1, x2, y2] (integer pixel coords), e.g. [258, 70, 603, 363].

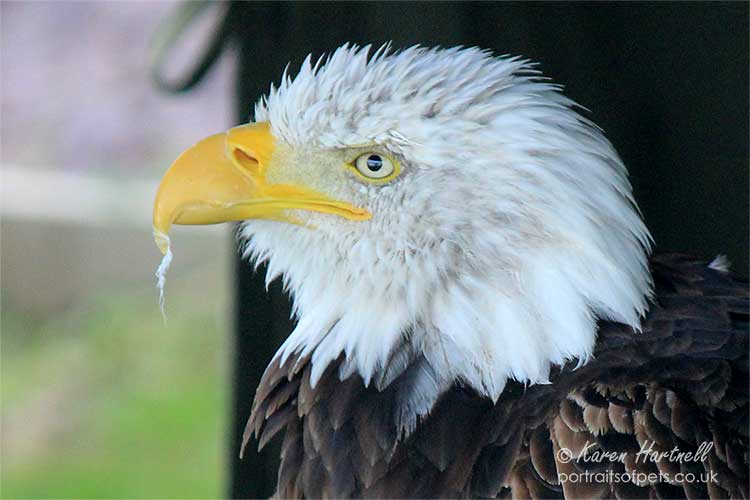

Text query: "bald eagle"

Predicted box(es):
[153, 45, 748, 499]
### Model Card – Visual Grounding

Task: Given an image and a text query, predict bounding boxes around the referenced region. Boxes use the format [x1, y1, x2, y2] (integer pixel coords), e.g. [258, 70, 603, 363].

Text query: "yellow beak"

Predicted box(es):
[152, 122, 371, 254]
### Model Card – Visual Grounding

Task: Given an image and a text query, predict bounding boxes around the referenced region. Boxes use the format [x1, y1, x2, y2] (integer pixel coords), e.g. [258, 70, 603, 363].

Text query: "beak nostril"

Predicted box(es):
[232, 148, 260, 174]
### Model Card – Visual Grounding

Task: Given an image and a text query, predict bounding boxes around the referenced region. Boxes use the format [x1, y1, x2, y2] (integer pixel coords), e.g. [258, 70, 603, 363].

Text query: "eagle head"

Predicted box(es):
[153, 45, 652, 428]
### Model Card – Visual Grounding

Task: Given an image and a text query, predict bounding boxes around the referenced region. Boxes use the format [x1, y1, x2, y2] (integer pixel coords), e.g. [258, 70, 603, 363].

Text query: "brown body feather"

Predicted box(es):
[245, 254, 749, 499]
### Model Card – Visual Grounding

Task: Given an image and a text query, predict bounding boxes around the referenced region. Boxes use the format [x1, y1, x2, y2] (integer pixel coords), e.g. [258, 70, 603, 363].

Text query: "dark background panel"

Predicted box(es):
[223, 3, 748, 497]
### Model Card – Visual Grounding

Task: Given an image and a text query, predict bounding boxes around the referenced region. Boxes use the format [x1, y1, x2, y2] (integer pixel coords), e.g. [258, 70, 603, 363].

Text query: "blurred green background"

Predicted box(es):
[2, 2, 234, 497]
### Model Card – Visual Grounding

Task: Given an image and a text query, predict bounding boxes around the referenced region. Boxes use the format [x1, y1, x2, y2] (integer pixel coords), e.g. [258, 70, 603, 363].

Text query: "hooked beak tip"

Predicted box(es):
[153, 229, 170, 255]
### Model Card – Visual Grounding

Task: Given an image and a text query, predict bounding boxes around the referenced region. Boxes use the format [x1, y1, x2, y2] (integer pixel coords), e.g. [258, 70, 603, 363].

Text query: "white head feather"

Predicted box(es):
[241, 44, 652, 430]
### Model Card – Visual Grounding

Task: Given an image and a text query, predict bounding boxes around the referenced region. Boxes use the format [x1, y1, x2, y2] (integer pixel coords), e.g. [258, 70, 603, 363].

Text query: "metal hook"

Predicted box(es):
[149, 1, 233, 94]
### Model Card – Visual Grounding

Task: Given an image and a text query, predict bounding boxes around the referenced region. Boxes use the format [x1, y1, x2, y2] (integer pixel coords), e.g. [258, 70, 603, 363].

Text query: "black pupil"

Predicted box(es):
[366, 155, 383, 171]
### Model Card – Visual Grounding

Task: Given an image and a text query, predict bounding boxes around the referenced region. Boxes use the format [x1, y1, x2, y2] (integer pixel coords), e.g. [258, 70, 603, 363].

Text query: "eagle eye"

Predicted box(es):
[351, 152, 399, 182]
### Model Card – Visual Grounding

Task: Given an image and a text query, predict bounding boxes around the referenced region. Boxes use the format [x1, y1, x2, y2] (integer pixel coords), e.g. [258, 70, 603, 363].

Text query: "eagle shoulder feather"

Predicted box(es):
[247, 253, 748, 499]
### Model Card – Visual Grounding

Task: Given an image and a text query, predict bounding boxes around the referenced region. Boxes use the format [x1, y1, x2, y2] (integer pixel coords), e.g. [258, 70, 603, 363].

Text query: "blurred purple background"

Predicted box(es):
[2, 1, 232, 174]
